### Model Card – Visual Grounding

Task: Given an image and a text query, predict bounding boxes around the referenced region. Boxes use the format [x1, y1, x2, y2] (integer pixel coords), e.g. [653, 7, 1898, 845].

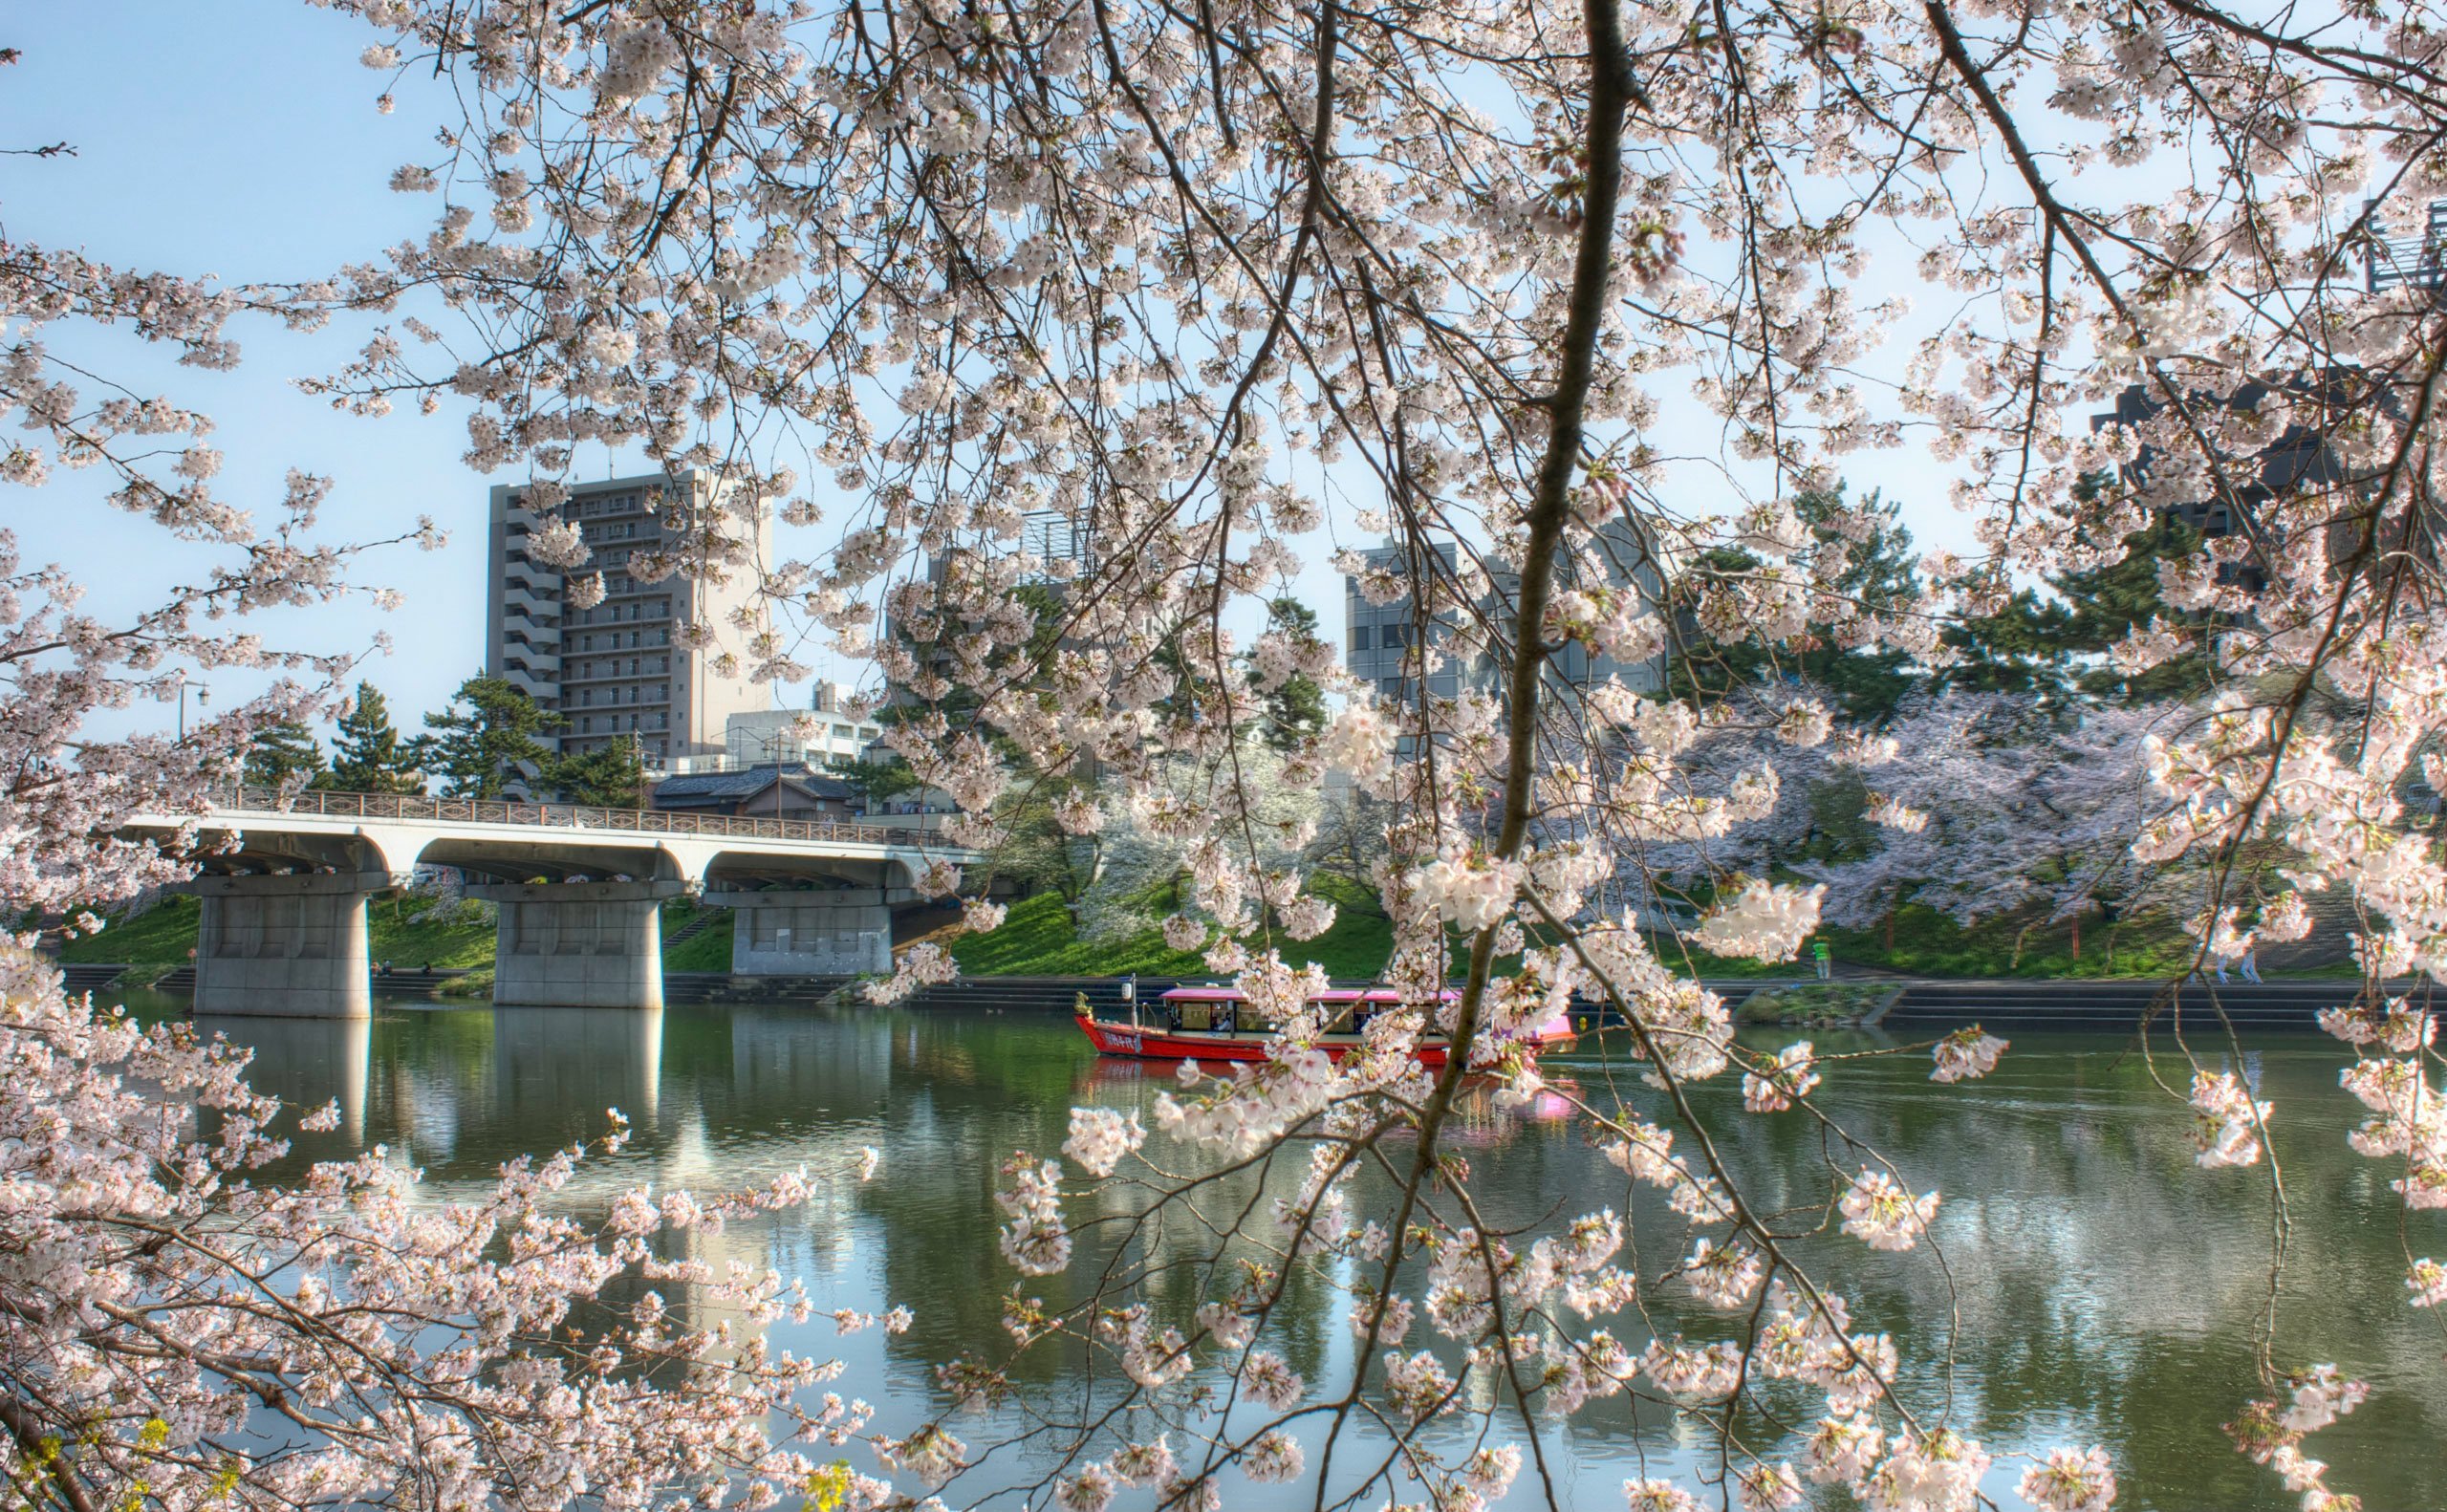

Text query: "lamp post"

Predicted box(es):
[177, 681, 210, 741]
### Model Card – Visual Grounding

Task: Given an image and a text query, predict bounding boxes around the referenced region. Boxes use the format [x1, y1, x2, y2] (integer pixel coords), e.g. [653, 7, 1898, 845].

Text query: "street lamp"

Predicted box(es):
[177, 680, 210, 741]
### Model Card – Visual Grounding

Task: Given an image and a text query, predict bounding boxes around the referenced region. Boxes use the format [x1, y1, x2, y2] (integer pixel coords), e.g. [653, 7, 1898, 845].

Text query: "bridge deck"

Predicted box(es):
[213, 787, 948, 851]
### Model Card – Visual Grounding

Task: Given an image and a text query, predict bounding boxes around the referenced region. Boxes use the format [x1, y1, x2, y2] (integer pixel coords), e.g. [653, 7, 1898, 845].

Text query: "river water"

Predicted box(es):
[134, 993, 2447, 1510]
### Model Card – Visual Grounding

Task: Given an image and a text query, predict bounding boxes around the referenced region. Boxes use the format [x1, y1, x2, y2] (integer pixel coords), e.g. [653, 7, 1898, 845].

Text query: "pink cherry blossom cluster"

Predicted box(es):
[15, 0, 2447, 1498]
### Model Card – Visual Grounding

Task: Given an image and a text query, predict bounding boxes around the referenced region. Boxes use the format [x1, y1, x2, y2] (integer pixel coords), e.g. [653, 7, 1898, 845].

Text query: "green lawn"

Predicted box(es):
[1813, 901, 2201, 980]
[364, 894, 499, 970]
[57, 896, 211, 965]
[659, 902, 735, 971]
[950, 875, 1403, 980]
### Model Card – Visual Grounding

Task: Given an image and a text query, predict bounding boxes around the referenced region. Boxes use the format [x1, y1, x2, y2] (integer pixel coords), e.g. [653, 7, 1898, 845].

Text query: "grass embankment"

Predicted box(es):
[659, 902, 736, 971]
[950, 875, 1399, 980]
[54, 881, 2279, 985]
[945, 880, 2223, 983]
[60, 894, 500, 970]
[59, 895, 737, 973]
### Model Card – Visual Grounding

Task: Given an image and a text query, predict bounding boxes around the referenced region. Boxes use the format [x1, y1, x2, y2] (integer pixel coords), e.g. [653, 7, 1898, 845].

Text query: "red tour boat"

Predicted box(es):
[1073, 984, 1576, 1067]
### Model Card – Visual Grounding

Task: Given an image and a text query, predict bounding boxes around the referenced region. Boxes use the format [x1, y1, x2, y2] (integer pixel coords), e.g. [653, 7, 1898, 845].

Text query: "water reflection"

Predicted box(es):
[186, 999, 2446, 1512]
[492, 1004, 665, 1129]
[197, 1012, 370, 1143]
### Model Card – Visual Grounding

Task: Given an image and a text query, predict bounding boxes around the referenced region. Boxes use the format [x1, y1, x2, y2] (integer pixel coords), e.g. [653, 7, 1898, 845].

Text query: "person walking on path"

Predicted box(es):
[1812, 939, 1831, 981]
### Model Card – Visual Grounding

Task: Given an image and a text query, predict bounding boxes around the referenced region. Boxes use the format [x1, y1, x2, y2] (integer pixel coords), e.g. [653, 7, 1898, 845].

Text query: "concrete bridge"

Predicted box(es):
[125, 789, 977, 1018]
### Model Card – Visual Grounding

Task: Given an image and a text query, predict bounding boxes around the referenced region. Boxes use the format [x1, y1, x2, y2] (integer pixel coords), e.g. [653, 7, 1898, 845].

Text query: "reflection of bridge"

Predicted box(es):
[126, 789, 976, 1018]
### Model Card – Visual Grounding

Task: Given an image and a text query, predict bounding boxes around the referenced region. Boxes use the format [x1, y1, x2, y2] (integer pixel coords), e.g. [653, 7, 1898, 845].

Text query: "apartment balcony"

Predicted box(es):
[502, 589, 561, 623]
[561, 665, 671, 686]
[570, 694, 672, 716]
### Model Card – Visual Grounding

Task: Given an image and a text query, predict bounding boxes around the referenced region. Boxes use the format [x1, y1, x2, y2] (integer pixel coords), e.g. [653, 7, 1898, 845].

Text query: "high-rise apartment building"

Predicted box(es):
[487, 469, 772, 770]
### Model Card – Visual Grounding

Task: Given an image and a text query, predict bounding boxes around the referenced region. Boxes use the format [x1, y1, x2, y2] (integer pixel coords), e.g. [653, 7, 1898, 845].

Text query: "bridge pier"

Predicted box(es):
[470, 881, 683, 1008]
[190, 873, 382, 1019]
[710, 889, 899, 976]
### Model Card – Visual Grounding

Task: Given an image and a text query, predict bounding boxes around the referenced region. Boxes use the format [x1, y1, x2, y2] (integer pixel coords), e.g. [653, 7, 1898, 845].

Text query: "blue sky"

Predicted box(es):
[4, 4, 1988, 745]
[1, 3, 509, 733]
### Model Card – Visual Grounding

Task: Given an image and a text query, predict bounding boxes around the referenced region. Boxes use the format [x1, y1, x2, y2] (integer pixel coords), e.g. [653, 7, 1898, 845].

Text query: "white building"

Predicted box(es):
[487, 470, 773, 770]
[724, 682, 884, 770]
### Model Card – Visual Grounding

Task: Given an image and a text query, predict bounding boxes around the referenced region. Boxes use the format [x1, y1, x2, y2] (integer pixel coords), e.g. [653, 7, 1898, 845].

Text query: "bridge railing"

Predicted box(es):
[217, 786, 944, 850]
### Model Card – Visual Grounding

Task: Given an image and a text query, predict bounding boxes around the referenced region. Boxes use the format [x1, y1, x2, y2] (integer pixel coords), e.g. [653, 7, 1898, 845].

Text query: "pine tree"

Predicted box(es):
[1674, 484, 1927, 723]
[317, 682, 425, 793]
[836, 758, 920, 803]
[1938, 588, 2077, 703]
[548, 736, 649, 807]
[1938, 499, 2209, 705]
[414, 677, 561, 798]
[1250, 595, 1328, 751]
[2050, 510, 2215, 702]
[242, 720, 326, 788]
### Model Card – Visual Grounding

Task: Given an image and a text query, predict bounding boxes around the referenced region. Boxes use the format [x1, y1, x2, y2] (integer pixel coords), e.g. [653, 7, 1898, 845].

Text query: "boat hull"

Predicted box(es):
[1072, 1013, 1573, 1066]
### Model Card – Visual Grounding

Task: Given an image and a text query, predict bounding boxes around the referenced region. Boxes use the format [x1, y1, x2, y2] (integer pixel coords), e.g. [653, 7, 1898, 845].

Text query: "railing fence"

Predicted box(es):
[211, 786, 940, 849]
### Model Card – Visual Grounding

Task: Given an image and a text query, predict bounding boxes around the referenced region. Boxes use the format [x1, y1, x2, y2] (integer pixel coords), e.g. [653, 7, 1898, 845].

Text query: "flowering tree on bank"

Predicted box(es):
[6, 0, 2447, 1507]
[1790, 694, 2190, 940]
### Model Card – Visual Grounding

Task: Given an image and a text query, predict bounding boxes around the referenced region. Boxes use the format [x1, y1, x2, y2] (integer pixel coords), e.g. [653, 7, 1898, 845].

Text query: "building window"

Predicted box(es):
[629, 686, 640, 703]
[1351, 625, 1371, 651]
[579, 716, 593, 733]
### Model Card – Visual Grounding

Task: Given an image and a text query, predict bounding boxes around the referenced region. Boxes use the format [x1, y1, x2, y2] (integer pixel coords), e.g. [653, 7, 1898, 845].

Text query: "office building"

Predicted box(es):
[1022, 508, 1094, 573]
[487, 469, 772, 770]
[1347, 539, 1466, 702]
[2368, 198, 2446, 295]
[1344, 519, 1668, 702]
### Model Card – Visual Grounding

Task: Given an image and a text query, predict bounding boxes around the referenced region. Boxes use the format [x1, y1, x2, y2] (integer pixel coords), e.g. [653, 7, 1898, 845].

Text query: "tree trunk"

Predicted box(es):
[2069, 912, 2080, 962]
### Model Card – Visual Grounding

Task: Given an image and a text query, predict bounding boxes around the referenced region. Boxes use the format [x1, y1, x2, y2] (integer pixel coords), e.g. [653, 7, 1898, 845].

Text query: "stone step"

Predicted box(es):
[663, 907, 729, 946]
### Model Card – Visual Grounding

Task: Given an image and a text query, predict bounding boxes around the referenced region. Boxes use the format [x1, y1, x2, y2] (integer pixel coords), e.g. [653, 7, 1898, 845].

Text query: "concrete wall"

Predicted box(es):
[717, 890, 894, 976]
[190, 874, 376, 1019]
[474, 880, 679, 1008]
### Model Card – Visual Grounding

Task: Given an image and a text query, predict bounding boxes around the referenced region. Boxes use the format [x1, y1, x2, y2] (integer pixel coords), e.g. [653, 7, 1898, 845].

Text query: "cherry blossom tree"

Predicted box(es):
[0, 34, 888, 1512]
[1800, 696, 2193, 943]
[1073, 739, 1330, 951]
[7, 0, 2447, 1505]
